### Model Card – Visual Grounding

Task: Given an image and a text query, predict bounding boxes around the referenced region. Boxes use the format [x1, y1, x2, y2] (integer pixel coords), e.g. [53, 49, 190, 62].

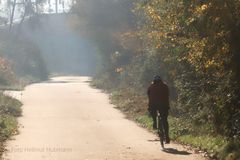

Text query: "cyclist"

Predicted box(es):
[147, 75, 170, 144]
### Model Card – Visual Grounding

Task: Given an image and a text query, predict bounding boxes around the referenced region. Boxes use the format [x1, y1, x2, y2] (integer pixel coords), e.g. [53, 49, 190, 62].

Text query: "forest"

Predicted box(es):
[0, 0, 239, 159]
[71, 0, 240, 159]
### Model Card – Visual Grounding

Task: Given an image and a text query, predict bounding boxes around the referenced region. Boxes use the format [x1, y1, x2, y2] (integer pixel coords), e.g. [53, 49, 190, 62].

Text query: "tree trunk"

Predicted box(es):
[55, 0, 58, 13]
[9, 0, 17, 31]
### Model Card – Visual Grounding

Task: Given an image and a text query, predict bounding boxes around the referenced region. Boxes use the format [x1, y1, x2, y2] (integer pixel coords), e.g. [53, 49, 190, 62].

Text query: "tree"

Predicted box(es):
[8, 0, 46, 31]
[135, 0, 240, 140]
[71, 0, 136, 85]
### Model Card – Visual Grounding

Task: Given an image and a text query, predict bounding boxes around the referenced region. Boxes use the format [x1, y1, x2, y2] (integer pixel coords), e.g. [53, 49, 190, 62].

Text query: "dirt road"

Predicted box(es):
[3, 77, 204, 160]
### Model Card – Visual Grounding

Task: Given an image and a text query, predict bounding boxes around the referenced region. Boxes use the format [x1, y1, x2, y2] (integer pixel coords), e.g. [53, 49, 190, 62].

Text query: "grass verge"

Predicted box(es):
[0, 93, 22, 157]
[92, 80, 240, 160]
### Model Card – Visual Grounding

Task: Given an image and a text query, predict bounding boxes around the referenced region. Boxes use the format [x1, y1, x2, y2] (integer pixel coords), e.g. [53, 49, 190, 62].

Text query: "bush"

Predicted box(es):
[0, 95, 22, 117]
[217, 142, 240, 160]
[0, 93, 22, 141]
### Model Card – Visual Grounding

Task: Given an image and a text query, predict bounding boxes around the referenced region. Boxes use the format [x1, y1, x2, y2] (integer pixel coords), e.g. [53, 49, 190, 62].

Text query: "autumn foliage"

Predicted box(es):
[72, 0, 240, 156]
[0, 56, 15, 85]
[136, 0, 240, 140]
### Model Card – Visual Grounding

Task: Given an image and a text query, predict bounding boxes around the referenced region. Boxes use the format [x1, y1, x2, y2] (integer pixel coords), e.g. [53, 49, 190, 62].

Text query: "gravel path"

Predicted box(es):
[3, 76, 204, 160]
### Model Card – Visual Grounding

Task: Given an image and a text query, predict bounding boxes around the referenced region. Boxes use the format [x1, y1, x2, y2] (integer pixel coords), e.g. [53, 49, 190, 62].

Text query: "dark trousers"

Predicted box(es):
[149, 108, 169, 139]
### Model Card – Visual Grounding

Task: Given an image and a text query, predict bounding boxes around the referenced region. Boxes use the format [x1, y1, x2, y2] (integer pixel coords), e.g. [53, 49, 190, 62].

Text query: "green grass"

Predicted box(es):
[176, 135, 226, 152]
[0, 115, 18, 141]
[0, 94, 22, 117]
[135, 115, 153, 130]
[134, 114, 240, 160]
[218, 143, 240, 160]
[0, 93, 22, 156]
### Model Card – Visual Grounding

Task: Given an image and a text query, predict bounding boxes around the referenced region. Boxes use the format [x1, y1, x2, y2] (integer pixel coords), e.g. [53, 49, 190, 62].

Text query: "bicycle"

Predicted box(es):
[156, 110, 165, 149]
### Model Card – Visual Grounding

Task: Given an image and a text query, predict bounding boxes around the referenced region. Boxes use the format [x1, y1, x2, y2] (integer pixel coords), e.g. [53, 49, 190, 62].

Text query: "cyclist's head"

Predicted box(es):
[153, 75, 162, 83]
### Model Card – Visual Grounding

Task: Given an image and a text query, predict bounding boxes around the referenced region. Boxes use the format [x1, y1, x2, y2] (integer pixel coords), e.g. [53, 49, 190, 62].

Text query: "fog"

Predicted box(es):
[19, 14, 98, 75]
[0, 0, 101, 77]
[0, 0, 133, 79]
[0, 0, 72, 18]
[1, 15, 98, 78]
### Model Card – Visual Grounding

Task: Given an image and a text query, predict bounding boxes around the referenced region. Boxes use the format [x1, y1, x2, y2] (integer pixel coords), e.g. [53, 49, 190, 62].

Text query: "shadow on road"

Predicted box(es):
[163, 148, 191, 155]
[148, 139, 192, 155]
[46, 81, 70, 83]
[45, 80, 91, 84]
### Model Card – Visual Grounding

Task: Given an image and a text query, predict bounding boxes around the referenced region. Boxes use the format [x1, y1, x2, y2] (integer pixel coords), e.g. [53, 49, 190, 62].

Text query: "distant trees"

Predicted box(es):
[4, 0, 48, 30]
[0, 31, 48, 82]
[0, 0, 49, 84]
[71, 0, 137, 86]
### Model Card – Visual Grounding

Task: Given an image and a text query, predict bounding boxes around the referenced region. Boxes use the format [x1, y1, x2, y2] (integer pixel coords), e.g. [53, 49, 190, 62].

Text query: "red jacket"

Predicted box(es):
[147, 81, 169, 110]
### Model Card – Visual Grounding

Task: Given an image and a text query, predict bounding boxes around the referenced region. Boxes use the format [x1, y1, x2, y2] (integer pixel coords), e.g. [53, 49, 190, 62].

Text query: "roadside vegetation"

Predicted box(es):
[0, 38, 43, 157]
[0, 3, 49, 157]
[0, 93, 22, 156]
[0, 46, 23, 157]
[73, 0, 240, 159]
[0, 31, 49, 87]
